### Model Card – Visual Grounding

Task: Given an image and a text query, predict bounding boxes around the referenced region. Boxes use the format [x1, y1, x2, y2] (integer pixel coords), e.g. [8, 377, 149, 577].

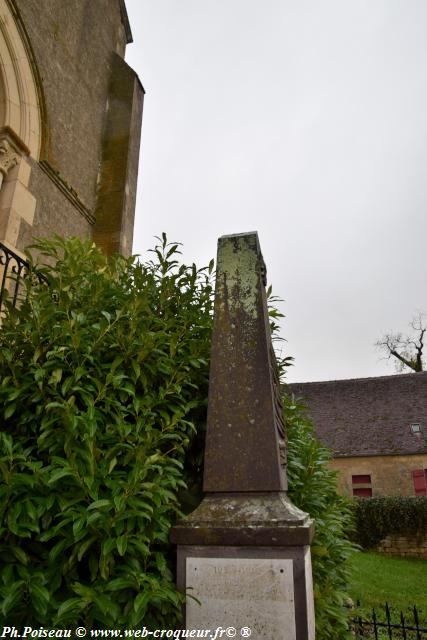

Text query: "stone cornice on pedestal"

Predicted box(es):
[171, 493, 314, 547]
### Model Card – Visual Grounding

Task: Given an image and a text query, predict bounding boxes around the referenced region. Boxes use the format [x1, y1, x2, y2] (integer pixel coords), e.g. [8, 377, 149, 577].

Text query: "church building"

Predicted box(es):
[0, 0, 143, 261]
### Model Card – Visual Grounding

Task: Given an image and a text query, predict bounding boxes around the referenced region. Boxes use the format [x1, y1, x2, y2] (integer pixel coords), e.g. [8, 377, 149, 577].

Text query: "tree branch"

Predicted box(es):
[390, 349, 418, 372]
[376, 314, 426, 372]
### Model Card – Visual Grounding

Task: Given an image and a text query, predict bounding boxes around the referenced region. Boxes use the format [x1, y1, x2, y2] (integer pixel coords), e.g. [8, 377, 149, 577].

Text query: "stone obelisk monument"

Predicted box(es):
[171, 232, 315, 640]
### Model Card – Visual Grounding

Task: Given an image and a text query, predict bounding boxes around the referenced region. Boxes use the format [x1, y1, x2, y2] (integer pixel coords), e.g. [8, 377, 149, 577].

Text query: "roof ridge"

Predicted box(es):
[286, 371, 427, 386]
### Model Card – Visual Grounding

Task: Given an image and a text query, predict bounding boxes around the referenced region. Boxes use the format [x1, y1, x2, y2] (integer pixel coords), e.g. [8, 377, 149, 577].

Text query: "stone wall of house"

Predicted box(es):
[329, 454, 427, 497]
[377, 534, 427, 558]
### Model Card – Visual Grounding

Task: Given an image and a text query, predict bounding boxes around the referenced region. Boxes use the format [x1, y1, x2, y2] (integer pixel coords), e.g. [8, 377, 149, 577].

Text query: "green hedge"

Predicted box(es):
[352, 496, 427, 549]
[285, 396, 357, 639]
[0, 235, 213, 627]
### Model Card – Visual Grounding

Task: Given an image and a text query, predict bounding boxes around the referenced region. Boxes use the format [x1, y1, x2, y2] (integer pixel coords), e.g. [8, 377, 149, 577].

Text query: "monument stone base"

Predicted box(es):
[171, 493, 315, 640]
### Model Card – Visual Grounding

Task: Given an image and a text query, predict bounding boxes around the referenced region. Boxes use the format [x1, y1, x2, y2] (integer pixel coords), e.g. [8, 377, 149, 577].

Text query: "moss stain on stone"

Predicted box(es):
[216, 233, 260, 320]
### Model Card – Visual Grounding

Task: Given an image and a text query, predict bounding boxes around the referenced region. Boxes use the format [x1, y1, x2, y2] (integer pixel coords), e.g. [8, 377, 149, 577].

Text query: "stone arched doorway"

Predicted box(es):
[0, 0, 43, 251]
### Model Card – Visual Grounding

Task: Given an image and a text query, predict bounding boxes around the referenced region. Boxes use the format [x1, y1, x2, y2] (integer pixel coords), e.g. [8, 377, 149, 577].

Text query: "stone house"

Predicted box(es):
[0, 0, 143, 262]
[287, 372, 427, 497]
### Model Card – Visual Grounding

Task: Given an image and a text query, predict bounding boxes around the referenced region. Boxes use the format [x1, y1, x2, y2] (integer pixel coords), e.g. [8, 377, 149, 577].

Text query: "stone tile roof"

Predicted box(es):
[287, 372, 427, 457]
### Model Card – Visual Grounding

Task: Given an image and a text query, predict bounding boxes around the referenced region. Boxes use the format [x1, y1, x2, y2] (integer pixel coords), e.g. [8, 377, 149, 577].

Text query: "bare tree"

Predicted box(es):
[376, 313, 426, 372]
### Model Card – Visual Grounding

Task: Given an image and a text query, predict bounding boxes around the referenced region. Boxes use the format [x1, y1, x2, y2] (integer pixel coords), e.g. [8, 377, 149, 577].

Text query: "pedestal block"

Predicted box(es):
[171, 494, 315, 640]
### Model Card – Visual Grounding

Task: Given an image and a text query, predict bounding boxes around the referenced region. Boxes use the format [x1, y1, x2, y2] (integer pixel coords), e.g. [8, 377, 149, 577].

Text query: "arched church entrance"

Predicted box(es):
[0, 0, 42, 251]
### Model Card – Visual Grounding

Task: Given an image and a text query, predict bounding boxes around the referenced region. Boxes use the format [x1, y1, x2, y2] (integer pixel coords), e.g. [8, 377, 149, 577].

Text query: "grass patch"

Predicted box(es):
[348, 551, 427, 630]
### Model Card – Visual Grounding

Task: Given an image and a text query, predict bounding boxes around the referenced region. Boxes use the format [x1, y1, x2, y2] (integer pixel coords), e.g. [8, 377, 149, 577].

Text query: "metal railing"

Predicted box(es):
[352, 601, 427, 639]
[0, 241, 47, 317]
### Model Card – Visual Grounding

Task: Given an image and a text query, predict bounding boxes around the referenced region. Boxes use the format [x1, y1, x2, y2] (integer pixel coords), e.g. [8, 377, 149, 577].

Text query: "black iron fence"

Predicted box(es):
[352, 602, 427, 639]
[0, 241, 47, 316]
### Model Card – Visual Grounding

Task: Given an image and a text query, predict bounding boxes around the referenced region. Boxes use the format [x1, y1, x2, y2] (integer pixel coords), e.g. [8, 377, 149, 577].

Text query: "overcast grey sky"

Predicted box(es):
[125, 1, 427, 383]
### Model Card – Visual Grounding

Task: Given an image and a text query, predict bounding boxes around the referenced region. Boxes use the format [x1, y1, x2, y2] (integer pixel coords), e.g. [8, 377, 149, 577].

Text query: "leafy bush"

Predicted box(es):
[352, 496, 427, 549]
[0, 235, 213, 627]
[0, 234, 356, 638]
[284, 393, 357, 640]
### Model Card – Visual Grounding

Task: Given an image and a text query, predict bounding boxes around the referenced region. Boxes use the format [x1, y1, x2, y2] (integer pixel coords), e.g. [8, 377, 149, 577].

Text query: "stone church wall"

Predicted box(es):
[0, 0, 143, 257]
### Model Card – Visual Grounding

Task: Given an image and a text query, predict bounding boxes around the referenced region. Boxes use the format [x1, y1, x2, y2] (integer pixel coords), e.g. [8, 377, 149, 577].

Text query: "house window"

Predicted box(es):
[352, 474, 372, 497]
[411, 469, 427, 496]
[410, 423, 421, 434]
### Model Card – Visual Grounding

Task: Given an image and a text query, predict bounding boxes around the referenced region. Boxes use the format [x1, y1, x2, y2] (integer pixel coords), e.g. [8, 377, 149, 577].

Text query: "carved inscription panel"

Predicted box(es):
[186, 557, 296, 639]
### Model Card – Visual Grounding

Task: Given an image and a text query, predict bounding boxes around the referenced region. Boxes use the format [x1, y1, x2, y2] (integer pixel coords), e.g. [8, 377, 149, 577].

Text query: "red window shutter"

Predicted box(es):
[352, 475, 371, 484]
[412, 469, 427, 496]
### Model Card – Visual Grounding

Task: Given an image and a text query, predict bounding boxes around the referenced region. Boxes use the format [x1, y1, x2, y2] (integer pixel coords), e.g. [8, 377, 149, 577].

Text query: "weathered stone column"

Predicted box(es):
[171, 232, 315, 640]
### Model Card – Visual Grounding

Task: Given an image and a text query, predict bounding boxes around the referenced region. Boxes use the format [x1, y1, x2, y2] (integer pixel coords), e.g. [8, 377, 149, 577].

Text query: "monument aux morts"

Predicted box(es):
[171, 232, 315, 640]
